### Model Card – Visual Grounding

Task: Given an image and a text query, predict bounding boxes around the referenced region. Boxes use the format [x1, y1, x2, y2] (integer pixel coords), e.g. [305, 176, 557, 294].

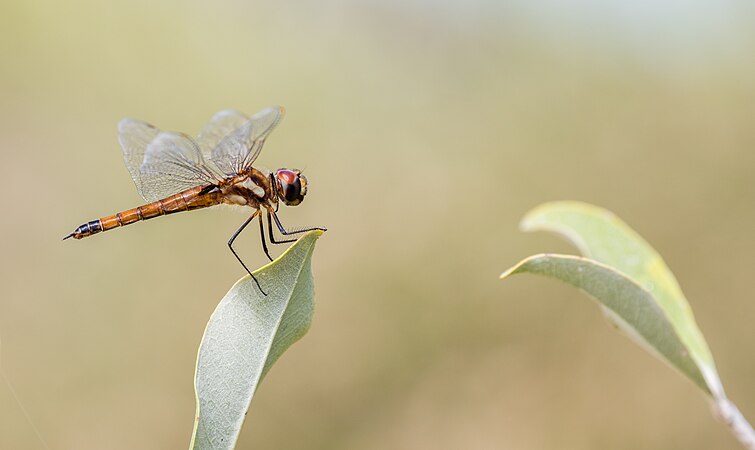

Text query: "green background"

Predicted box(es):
[1, 1, 753, 448]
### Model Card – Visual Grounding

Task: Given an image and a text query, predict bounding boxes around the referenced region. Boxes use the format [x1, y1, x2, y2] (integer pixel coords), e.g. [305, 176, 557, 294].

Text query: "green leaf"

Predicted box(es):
[501, 254, 706, 390]
[189, 230, 323, 450]
[501, 203, 755, 448]
[513, 201, 721, 397]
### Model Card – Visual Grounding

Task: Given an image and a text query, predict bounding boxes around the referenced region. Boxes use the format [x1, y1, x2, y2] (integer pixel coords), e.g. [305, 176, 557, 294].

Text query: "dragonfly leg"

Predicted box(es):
[228, 210, 266, 296]
[258, 211, 274, 262]
[269, 210, 327, 242]
[267, 210, 298, 245]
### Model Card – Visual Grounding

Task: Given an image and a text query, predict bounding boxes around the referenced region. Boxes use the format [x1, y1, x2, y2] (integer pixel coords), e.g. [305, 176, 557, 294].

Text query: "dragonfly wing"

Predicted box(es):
[198, 106, 285, 176]
[205, 112, 253, 176]
[118, 118, 161, 199]
[119, 119, 221, 202]
[196, 109, 250, 158]
[240, 106, 285, 169]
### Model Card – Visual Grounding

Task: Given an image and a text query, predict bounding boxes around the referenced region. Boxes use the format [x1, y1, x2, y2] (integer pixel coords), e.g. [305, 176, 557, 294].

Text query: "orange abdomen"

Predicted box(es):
[65, 185, 221, 240]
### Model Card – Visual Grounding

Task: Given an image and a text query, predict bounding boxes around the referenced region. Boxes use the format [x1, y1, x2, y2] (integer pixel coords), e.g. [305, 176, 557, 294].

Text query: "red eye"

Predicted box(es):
[276, 169, 304, 205]
[276, 169, 297, 185]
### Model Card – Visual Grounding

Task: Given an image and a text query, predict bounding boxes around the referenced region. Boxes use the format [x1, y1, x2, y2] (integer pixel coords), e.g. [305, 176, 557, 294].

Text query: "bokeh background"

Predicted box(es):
[1, 0, 754, 449]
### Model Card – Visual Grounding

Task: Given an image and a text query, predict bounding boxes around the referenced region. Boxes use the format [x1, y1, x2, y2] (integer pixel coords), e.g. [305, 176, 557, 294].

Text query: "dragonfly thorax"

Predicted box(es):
[221, 169, 274, 207]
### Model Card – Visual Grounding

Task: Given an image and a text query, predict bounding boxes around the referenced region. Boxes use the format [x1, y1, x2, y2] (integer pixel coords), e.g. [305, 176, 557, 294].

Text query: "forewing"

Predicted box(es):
[200, 106, 285, 176]
[241, 106, 285, 169]
[196, 109, 250, 157]
[118, 118, 220, 202]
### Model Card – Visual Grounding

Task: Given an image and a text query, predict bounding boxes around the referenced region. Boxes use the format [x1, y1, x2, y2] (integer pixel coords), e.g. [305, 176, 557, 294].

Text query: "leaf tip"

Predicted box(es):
[500, 254, 546, 280]
[520, 200, 606, 232]
[500, 262, 526, 280]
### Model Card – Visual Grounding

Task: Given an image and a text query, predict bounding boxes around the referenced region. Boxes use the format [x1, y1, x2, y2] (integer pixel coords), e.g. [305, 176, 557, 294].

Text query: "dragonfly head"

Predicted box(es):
[275, 169, 307, 206]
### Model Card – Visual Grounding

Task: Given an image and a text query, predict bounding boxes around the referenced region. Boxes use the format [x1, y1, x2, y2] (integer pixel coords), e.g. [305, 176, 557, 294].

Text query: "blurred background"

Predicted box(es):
[1, 0, 754, 448]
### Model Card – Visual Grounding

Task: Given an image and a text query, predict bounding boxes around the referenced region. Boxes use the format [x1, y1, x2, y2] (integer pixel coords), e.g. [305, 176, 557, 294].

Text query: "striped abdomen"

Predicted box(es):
[64, 185, 221, 240]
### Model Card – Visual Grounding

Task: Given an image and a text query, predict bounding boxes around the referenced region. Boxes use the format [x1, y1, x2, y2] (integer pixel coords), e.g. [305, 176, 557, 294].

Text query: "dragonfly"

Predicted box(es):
[64, 106, 326, 294]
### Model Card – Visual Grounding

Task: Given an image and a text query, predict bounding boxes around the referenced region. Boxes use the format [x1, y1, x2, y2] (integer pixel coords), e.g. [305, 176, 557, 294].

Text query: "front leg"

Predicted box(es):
[267, 210, 298, 244]
[267, 209, 327, 245]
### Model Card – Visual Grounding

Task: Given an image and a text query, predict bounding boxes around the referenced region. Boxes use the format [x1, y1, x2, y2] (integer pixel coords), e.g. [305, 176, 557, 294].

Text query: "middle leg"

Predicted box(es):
[258, 211, 274, 261]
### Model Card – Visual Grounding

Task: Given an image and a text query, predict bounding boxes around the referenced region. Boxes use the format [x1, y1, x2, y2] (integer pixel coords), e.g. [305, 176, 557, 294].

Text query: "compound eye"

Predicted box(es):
[284, 178, 301, 203]
[276, 169, 303, 205]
